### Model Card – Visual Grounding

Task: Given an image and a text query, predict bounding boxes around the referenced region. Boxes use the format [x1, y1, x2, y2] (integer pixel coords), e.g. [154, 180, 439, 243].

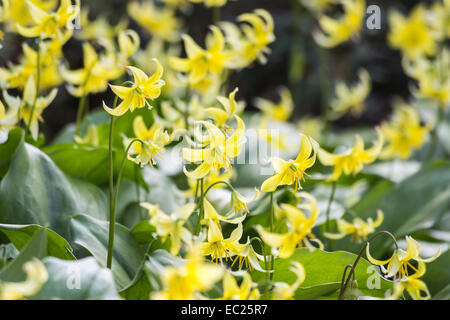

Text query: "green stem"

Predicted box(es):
[25, 36, 41, 138]
[325, 181, 337, 251]
[203, 180, 234, 196]
[195, 178, 205, 235]
[269, 192, 275, 281]
[212, 6, 221, 24]
[426, 104, 445, 162]
[338, 231, 398, 300]
[106, 97, 118, 269]
[250, 237, 269, 294]
[107, 138, 144, 269]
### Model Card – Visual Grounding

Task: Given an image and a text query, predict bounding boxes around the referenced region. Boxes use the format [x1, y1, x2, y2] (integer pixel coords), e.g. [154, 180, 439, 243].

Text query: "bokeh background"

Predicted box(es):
[0, 0, 438, 140]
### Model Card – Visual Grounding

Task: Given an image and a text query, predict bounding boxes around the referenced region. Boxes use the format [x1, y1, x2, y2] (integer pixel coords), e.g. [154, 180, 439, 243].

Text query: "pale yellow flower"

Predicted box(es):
[219, 272, 260, 300]
[254, 87, 293, 122]
[272, 261, 305, 300]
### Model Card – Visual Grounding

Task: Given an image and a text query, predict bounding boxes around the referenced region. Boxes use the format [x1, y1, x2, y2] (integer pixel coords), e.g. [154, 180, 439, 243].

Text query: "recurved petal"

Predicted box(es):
[261, 173, 283, 193]
[183, 161, 213, 179]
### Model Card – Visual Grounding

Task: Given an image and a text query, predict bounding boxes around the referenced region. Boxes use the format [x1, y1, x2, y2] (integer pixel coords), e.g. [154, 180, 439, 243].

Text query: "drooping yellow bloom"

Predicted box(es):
[297, 116, 326, 144]
[229, 188, 260, 216]
[254, 87, 293, 122]
[76, 9, 127, 43]
[230, 9, 275, 66]
[232, 237, 266, 272]
[388, 6, 436, 60]
[330, 69, 371, 119]
[123, 116, 171, 167]
[261, 134, 317, 193]
[256, 192, 320, 258]
[206, 87, 243, 130]
[141, 203, 195, 255]
[182, 116, 246, 179]
[219, 272, 260, 300]
[318, 129, 384, 182]
[366, 235, 441, 280]
[128, 1, 181, 42]
[170, 26, 232, 84]
[74, 125, 99, 146]
[324, 210, 384, 243]
[427, 0, 450, 40]
[16, 0, 80, 38]
[61, 42, 123, 97]
[151, 246, 223, 300]
[3, 75, 57, 140]
[314, 0, 365, 48]
[104, 63, 165, 117]
[0, 0, 58, 32]
[189, 0, 236, 8]
[203, 198, 247, 226]
[272, 261, 306, 300]
[0, 99, 19, 143]
[380, 103, 431, 160]
[386, 262, 431, 300]
[0, 259, 48, 300]
[403, 48, 450, 107]
[200, 220, 243, 262]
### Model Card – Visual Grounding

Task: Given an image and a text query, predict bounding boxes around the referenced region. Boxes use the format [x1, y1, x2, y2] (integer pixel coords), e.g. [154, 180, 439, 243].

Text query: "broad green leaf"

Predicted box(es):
[0, 224, 74, 260]
[252, 248, 393, 300]
[69, 214, 144, 290]
[0, 128, 24, 178]
[31, 257, 120, 300]
[422, 248, 450, 296]
[433, 284, 450, 300]
[0, 229, 47, 282]
[0, 140, 107, 241]
[44, 143, 147, 189]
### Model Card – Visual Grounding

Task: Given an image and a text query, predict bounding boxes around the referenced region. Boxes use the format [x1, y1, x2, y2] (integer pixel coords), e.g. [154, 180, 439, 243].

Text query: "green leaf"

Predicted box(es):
[0, 224, 75, 260]
[433, 284, 450, 300]
[0, 229, 47, 282]
[422, 248, 450, 296]
[252, 248, 393, 300]
[31, 257, 120, 300]
[0, 128, 24, 178]
[69, 214, 144, 290]
[44, 143, 147, 189]
[0, 140, 107, 241]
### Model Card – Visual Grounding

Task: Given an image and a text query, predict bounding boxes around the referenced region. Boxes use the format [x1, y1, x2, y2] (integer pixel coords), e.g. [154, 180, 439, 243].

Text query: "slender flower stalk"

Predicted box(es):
[25, 36, 42, 139]
[324, 181, 337, 249]
[75, 71, 92, 136]
[195, 178, 205, 235]
[426, 103, 445, 162]
[338, 231, 398, 299]
[269, 192, 274, 281]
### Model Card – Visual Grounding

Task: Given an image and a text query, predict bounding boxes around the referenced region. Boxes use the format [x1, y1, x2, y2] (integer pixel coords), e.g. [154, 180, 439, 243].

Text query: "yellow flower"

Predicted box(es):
[388, 6, 436, 60]
[128, 1, 181, 42]
[0, 98, 19, 143]
[261, 134, 317, 193]
[324, 210, 384, 243]
[314, 0, 365, 48]
[3, 75, 57, 140]
[76, 9, 127, 43]
[256, 192, 320, 258]
[200, 220, 243, 262]
[219, 272, 260, 300]
[189, 0, 235, 8]
[151, 246, 223, 300]
[403, 48, 450, 107]
[366, 235, 441, 280]
[1, 0, 58, 32]
[0, 259, 48, 300]
[181, 116, 246, 179]
[272, 261, 305, 300]
[16, 0, 80, 38]
[318, 129, 384, 182]
[184, 168, 233, 197]
[61, 42, 123, 97]
[206, 87, 243, 130]
[104, 62, 165, 117]
[330, 69, 371, 119]
[386, 262, 431, 300]
[233, 9, 275, 65]
[232, 237, 266, 272]
[141, 203, 195, 255]
[203, 198, 247, 226]
[254, 87, 293, 122]
[427, 0, 450, 40]
[297, 116, 326, 144]
[230, 188, 260, 216]
[170, 26, 232, 84]
[123, 116, 171, 167]
[380, 103, 431, 160]
[74, 125, 99, 146]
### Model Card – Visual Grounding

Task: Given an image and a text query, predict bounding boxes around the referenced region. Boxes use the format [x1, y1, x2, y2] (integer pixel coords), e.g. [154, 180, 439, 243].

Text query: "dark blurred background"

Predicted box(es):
[1, 0, 434, 141]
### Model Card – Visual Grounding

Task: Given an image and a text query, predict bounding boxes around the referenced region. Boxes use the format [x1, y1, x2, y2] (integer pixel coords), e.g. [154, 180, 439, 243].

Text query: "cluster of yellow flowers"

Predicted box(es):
[0, 0, 445, 301]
